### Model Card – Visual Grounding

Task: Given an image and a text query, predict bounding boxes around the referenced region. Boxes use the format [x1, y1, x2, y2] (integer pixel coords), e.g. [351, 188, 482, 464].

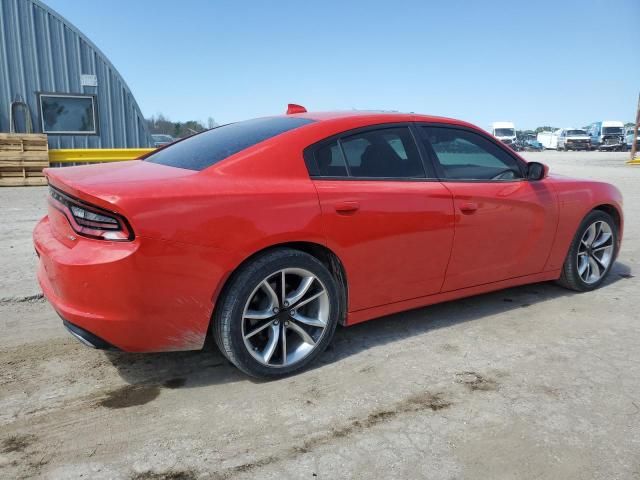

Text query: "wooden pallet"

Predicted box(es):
[0, 133, 49, 186]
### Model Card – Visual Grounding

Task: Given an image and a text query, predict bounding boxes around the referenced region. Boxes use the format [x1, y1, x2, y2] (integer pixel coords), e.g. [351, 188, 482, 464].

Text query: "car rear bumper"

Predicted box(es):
[34, 214, 223, 352]
[62, 318, 119, 350]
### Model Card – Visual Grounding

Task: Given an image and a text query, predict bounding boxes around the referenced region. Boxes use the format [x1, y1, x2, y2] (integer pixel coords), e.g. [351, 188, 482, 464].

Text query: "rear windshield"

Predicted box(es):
[146, 117, 315, 171]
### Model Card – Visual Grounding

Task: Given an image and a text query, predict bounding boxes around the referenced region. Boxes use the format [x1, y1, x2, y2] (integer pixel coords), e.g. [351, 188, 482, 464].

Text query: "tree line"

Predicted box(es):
[146, 114, 217, 138]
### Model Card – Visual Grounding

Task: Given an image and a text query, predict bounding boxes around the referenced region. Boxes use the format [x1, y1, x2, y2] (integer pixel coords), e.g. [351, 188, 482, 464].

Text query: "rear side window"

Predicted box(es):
[146, 117, 315, 171]
[341, 128, 424, 178]
[312, 126, 425, 179]
[316, 141, 348, 177]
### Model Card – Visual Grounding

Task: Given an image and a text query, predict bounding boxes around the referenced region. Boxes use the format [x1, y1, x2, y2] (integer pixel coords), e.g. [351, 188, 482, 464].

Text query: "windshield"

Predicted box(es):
[566, 130, 586, 136]
[602, 127, 623, 135]
[146, 117, 315, 171]
[494, 128, 515, 137]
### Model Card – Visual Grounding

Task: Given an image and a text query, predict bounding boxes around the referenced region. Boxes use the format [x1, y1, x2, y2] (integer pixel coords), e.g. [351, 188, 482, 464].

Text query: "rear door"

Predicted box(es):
[306, 125, 455, 312]
[417, 125, 558, 292]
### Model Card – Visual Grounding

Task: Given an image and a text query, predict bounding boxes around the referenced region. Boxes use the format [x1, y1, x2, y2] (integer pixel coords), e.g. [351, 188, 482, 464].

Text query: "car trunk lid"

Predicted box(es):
[45, 160, 196, 208]
[44, 160, 200, 241]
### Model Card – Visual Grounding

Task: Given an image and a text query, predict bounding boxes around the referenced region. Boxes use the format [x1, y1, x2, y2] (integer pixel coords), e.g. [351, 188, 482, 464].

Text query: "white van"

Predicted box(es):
[489, 122, 517, 146]
[557, 128, 591, 151]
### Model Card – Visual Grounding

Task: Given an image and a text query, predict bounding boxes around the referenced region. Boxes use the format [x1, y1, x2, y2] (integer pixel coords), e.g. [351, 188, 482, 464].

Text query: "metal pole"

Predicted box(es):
[631, 92, 640, 160]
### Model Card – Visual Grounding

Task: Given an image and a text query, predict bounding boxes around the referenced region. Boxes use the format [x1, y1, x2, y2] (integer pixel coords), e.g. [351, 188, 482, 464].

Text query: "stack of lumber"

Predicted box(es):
[0, 133, 49, 186]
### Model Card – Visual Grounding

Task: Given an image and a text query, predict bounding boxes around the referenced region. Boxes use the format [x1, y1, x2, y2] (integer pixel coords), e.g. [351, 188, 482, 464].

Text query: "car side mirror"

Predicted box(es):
[527, 162, 548, 181]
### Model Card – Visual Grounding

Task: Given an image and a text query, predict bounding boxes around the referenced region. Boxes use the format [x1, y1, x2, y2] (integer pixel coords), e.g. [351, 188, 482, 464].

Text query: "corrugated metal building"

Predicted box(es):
[0, 0, 151, 148]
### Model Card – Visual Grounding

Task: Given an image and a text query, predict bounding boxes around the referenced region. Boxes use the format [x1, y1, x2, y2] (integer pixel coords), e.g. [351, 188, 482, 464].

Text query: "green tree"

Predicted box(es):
[146, 114, 207, 138]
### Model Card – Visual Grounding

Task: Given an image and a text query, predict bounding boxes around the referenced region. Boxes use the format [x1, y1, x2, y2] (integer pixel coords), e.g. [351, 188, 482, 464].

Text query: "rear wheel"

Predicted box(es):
[213, 248, 340, 378]
[558, 210, 618, 292]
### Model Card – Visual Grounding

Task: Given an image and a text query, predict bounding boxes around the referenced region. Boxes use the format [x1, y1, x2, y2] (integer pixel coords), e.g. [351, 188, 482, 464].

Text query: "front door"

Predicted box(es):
[418, 125, 558, 292]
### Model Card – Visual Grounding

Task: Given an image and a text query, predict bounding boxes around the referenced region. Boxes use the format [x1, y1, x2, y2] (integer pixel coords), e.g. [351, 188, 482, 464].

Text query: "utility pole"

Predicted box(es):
[631, 92, 640, 161]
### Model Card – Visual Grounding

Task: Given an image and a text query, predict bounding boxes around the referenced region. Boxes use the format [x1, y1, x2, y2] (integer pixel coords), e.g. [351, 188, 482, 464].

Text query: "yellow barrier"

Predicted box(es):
[49, 148, 156, 164]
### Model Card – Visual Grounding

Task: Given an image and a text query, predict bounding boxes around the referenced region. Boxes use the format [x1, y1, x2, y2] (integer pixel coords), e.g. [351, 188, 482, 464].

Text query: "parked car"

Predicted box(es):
[587, 121, 625, 151]
[34, 108, 623, 378]
[151, 134, 175, 148]
[522, 138, 544, 151]
[624, 127, 639, 151]
[489, 121, 517, 146]
[557, 128, 591, 151]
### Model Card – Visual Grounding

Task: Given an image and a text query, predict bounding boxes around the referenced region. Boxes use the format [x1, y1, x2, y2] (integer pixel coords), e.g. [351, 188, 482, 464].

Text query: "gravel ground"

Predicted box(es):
[0, 151, 638, 479]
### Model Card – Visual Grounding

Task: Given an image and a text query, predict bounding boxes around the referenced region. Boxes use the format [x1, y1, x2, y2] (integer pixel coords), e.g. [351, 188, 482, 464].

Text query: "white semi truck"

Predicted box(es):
[489, 122, 517, 146]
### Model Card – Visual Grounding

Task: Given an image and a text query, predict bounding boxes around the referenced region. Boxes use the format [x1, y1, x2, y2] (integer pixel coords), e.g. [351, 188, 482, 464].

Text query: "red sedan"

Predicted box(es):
[34, 107, 623, 377]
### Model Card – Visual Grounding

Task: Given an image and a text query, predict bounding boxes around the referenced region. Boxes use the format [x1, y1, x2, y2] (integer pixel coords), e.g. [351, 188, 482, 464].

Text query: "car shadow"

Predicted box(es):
[105, 261, 633, 388]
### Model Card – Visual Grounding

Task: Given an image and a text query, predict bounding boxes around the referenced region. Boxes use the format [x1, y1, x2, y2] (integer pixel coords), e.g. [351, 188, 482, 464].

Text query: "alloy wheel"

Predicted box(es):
[241, 268, 330, 367]
[577, 220, 614, 284]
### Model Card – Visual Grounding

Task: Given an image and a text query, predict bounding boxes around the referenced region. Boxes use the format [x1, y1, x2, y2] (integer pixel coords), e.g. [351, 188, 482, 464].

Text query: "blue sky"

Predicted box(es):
[46, 0, 639, 129]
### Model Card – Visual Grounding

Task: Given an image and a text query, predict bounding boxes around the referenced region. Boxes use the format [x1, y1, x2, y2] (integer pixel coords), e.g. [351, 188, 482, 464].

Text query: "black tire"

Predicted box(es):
[213, 248, 341, 378]
[557, 210, 619, 292]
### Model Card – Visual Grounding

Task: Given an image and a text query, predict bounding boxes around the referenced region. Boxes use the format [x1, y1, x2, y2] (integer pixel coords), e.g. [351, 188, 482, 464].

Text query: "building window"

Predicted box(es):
[39, 93, 98, 135]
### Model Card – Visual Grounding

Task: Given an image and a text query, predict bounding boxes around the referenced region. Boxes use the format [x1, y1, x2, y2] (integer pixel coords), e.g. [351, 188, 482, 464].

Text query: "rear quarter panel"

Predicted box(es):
[123, 142, 328, 291]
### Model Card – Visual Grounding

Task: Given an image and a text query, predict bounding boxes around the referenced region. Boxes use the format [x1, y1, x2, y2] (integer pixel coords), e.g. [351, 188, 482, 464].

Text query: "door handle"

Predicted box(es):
[459, 202, 478, 214]
[334, 201, 360, 215]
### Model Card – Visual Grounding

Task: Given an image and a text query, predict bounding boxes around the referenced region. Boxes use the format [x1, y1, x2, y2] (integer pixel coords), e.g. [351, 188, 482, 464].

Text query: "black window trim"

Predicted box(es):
[303, 122, 438, 181]
[415, 122, 528, 183]
[37, 91, 99, 136]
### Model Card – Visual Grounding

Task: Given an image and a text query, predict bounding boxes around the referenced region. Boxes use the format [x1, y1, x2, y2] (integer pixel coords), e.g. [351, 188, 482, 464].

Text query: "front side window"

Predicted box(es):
[146, 117, 315, 171]
[340, 127, 425, 178]
[421, 127, 523, 181]
[39, 94, 98, 134]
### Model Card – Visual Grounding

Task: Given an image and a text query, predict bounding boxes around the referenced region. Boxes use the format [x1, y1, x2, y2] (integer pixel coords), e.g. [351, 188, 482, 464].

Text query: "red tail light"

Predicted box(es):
[48, 187, 134, 241]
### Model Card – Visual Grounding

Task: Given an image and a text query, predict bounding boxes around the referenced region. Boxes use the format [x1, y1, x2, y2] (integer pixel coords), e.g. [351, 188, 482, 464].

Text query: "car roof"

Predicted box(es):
[277, 110, 481, 132]
[292, 110, 455, 122]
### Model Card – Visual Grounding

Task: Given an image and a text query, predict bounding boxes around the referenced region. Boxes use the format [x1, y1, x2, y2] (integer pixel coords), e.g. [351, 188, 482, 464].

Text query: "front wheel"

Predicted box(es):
[213, 248, 340, 378]
[557, 210, 618, 292]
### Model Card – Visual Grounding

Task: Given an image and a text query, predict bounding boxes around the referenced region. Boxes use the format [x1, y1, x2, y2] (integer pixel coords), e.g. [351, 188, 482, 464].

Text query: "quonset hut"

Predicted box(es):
[0, 0, 151, 148]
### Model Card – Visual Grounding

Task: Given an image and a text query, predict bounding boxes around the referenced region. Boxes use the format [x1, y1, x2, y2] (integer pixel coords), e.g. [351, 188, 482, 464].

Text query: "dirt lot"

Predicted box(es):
[1, 151, 639, 479]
